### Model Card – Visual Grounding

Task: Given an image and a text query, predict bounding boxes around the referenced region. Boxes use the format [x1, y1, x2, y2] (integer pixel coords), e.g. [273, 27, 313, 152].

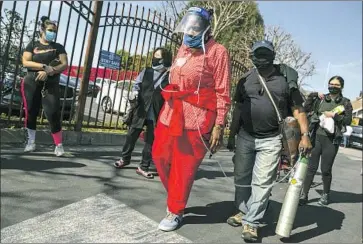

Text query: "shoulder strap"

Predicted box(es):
[255, 68, 283, 123]
[154, 70, 169, 89]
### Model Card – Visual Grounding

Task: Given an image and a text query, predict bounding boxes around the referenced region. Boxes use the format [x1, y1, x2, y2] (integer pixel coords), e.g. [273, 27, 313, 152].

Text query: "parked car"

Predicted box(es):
[95, 77, 117, 89]
[0, 74, 79, 121]
[67, 76, 100, 98]
[349, 118, 363, 149]
[95, 79, 135, 115]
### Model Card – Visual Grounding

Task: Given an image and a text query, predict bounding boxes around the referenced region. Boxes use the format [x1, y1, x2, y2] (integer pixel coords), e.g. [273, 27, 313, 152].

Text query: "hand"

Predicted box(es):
[209, 125, 224, 154]
[318, 92, 324, 100]
[36, 71, 48, 81]
[44, 65, 56, 76]
[129, 90, 138, 100]
[323, 111, 335, 118]
[299, 135, 312, 156]
[226, 136, 235, 152]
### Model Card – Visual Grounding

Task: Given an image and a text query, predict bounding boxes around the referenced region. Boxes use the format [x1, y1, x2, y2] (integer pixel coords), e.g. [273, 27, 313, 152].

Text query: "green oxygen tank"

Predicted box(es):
[275, 154, 309, 238]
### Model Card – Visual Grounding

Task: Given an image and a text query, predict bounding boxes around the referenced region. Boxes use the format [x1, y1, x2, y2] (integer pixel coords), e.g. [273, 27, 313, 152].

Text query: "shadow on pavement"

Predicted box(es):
[0, 150, 140, 229]
[195, 168, 234, 180]
[1, 158, 86, 171]
[259, 200, 345, 243]
[182, 201, 235, 225]
[1, 150, 142, 159]
[315, 189, 362, 204]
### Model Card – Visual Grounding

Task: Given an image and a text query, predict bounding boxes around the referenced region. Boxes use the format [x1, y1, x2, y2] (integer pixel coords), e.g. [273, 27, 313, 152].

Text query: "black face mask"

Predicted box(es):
[251, 54, 274, 72]
[152, 58, 163, 67]
[328, 86, 341, 94]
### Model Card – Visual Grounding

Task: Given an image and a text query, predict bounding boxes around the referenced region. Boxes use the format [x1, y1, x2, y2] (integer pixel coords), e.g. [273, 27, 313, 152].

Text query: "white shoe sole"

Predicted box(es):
[158, 224, 178, 232]
[24, 147, 36, 152]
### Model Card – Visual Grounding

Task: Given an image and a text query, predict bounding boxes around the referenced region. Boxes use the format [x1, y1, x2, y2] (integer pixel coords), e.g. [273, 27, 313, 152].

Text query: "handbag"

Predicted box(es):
[255, 69, 301, 166]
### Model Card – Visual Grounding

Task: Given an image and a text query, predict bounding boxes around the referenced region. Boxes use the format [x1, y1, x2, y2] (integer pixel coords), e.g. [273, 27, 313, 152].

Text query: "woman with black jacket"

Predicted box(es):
[113, 47, 172, 179]
[300, 76, 352, 206]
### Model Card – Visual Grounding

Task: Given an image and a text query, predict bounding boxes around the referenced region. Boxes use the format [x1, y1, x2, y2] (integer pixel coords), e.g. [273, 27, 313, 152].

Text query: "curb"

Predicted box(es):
[0, 129, 144, 146]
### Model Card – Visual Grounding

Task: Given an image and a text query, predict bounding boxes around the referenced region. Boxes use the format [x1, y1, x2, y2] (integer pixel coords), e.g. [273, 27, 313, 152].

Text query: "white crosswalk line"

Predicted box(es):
[1, 193, 192, 243]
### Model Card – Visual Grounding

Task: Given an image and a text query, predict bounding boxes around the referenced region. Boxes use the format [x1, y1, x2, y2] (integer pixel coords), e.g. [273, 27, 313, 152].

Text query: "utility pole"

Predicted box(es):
[74, 1, 103, 131]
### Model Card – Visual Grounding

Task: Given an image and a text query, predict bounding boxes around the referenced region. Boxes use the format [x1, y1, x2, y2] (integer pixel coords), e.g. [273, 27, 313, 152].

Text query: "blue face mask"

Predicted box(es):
[183, 32, 203, 49]
[45, 31, 56, 42]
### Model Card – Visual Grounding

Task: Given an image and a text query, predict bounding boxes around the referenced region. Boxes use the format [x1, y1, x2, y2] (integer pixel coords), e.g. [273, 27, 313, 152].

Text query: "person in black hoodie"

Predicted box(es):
[300, 75, 352, 206]
[114, 47, 172, 179]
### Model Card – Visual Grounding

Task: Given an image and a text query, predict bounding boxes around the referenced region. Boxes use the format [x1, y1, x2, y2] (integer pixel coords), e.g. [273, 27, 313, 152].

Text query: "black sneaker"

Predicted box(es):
[318, 193, 330, 206]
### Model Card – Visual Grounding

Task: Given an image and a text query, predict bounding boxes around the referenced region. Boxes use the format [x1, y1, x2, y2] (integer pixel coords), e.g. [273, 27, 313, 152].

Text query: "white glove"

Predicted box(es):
[129, 90, 138, 100]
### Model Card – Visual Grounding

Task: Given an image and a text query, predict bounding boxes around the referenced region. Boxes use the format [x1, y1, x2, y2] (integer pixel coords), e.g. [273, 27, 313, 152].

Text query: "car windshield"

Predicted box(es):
[60, 75, 81, 88]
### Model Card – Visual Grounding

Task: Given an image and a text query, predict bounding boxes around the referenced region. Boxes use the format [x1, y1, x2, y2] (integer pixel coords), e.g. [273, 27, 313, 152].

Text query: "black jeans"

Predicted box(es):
[121, 120, 154, 171]
[21, 73, 61, 133]
[303, 134, 339, 195]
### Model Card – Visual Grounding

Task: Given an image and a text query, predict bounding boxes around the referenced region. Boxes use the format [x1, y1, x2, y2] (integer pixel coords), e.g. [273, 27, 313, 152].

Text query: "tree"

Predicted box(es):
[265, 26, 316, 88]
[116, 49, 134, 70]
[0, 8, 35, 77]
[159, 1, 188, 27]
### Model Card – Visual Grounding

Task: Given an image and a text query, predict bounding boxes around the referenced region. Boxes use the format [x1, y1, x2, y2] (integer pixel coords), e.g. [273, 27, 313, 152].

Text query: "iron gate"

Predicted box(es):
[0, 1, 245, 131]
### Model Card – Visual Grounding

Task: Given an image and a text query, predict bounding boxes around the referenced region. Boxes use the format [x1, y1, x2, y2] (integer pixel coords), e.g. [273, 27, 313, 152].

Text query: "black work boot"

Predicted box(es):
[318, 193, 330, 206]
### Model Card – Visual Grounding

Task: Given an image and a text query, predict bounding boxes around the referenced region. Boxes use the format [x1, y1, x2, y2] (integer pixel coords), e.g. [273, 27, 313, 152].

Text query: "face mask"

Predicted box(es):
[152, 64, 165, 71]
[183, 32, 203, 49]
[328, 86, 341, 94]
[45, 31, 56, 42]
[251, 55, 274, 72]
[152, 58, 165, 71]
[152, 58, 162, 67]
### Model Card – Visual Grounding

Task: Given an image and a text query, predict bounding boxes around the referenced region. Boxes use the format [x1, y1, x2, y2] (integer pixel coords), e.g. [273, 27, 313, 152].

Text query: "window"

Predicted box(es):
[59, 85, 74, 98]
[116, 80, 135, 94]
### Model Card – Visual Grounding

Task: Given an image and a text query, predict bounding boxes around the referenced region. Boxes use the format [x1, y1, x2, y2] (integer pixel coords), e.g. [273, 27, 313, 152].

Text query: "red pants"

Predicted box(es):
[152, 122, 209, 215]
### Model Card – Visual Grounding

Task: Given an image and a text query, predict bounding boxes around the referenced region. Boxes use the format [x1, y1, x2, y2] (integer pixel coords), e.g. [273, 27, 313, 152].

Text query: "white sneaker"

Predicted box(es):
[24, 141, 36, 152]
[54, 144, 65, 157]
[158, 212, 183, 232]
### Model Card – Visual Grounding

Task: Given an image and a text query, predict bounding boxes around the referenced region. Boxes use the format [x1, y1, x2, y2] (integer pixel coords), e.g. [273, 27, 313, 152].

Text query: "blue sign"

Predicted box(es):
[99, 50, 121, 70]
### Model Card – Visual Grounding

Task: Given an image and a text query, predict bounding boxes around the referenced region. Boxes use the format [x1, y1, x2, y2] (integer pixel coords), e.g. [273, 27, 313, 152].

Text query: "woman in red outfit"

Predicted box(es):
[152, 7, 231, 231]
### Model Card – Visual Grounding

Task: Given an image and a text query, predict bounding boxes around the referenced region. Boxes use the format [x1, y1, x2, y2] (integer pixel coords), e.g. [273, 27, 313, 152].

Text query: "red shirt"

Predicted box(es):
[158, 39, 231, 133]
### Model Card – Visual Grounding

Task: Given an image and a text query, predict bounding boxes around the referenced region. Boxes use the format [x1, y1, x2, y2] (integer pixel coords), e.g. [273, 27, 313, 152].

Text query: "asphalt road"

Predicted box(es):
[1, 144, 362, 243]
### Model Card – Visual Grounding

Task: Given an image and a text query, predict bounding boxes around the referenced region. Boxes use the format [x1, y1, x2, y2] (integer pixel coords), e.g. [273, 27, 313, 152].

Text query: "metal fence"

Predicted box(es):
[0, 1, 245, 131]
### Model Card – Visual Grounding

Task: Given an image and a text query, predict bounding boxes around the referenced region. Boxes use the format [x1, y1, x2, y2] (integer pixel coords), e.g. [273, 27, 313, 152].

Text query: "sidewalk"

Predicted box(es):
[1, 144, 362, 243]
